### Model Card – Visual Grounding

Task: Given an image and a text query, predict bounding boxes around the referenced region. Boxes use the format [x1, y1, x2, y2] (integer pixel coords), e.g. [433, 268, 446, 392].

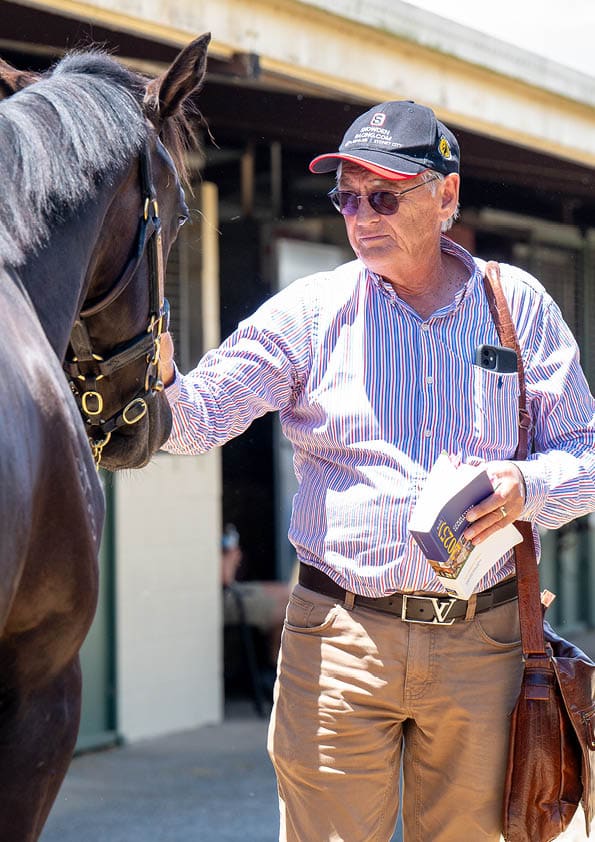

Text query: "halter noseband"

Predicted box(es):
[63, 143, 169, 467]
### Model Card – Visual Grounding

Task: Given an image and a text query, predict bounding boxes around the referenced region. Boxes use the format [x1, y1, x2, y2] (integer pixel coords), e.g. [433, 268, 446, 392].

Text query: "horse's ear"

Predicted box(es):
[0, 58, 39, 100]
[145, 33, 210, 124]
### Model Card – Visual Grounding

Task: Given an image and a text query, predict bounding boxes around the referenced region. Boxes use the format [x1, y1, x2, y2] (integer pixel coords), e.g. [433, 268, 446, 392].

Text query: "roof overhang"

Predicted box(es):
[7, 0, 595, 170]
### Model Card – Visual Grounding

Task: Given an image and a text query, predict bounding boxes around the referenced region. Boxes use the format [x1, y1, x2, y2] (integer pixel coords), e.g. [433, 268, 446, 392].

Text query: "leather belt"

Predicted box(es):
[298, 563, 517, 625]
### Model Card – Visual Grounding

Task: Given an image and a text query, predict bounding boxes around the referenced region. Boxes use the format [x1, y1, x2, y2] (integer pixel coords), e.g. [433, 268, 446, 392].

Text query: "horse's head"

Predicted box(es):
[0, 36, 210, 470]
[65, 36, 210, 470]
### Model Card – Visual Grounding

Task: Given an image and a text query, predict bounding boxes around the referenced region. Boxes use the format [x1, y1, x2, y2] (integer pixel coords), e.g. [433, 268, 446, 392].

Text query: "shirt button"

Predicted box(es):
[426, 376, 434, 384]
[421, 323, 430, 331]
[424, 429, 432, 437]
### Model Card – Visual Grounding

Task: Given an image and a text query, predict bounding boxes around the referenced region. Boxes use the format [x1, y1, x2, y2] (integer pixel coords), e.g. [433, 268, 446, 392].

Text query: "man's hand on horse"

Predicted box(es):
[160, 331, 176, 387]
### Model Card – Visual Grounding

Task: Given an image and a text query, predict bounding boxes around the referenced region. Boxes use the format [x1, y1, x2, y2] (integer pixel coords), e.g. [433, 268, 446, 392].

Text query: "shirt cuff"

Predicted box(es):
[512, 459, 549, 521]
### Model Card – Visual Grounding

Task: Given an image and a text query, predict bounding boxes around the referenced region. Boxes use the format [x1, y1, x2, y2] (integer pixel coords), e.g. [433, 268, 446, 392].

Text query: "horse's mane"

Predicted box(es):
[0, 50, 193, 266]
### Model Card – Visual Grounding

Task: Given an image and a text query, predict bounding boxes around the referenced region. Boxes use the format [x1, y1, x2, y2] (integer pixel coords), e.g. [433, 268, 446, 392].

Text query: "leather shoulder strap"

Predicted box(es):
[482, 261, 531, 461]
[482, 261, 546, 657]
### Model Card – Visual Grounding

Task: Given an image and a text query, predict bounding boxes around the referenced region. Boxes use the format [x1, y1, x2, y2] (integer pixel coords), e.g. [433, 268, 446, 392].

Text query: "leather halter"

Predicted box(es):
[63, 142, 169, 467]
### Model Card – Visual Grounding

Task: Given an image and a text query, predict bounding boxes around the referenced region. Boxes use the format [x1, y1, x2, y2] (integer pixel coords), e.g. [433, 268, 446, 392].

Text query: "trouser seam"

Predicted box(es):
[370, 735, 400, 842]
[411, 726, 424, 842]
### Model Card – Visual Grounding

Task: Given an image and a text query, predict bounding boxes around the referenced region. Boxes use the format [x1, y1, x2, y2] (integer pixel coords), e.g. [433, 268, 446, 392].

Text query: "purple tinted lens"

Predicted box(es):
[368, 192, 400, 214]
[330, 191, 358, 214]
[330, 190, 400, 215]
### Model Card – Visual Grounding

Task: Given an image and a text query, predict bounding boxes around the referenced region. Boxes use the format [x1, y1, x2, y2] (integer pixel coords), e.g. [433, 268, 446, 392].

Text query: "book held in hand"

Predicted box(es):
[408, 452, 522, 599]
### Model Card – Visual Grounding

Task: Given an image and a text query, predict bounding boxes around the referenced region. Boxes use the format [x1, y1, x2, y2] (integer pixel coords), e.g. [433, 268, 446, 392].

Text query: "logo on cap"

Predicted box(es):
[438, 136, 452, 159]
[370, 113, 387, 127]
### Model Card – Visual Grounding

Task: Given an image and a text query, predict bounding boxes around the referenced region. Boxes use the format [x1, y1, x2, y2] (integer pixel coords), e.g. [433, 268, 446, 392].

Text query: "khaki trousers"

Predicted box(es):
[267, 583, 524, 842]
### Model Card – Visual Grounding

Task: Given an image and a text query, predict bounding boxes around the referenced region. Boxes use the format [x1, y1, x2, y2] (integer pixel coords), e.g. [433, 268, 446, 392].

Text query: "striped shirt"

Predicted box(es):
[163, 237, 595, 596]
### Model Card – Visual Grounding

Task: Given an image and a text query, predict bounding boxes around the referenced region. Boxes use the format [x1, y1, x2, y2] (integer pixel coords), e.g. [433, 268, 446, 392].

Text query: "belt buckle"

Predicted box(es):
[401, 594, 457, 625]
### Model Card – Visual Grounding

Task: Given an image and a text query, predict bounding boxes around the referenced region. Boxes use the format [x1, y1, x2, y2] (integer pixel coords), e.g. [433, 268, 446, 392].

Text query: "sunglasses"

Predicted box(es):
[328, 176, 439, 216]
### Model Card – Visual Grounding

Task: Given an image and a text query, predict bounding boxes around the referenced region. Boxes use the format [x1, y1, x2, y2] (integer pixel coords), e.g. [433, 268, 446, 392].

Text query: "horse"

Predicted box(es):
[0, 35, 210, 840]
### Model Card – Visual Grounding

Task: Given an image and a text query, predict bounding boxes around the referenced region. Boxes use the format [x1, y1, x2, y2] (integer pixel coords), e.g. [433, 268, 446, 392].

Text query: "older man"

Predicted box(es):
[160, 100, 595, 841]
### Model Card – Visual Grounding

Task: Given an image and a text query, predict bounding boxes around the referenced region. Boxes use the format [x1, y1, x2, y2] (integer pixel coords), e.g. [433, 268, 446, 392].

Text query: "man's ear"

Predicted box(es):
[439, 174, 460, 220]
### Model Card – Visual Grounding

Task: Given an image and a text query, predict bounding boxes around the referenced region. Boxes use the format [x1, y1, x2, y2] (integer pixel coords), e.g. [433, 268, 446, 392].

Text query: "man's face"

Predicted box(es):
[337, 163, 458, 284]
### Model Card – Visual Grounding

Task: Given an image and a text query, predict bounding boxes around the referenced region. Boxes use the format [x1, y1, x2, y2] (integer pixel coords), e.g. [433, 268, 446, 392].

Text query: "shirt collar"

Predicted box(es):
[366, 235, 481, 316]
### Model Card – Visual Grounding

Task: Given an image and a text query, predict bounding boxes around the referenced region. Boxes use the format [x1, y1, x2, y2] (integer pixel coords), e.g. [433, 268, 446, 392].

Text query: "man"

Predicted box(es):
[160, 101, 595, 841]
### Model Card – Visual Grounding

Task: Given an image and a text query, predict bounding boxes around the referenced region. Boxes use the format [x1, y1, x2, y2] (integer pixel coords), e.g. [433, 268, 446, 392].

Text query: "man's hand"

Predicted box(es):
[463, 461, 526, 545]
[160, 331, 176, 387]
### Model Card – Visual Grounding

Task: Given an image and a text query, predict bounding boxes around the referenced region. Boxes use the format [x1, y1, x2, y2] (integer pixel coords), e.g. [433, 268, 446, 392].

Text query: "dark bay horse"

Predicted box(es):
[0, 35, 209, 840]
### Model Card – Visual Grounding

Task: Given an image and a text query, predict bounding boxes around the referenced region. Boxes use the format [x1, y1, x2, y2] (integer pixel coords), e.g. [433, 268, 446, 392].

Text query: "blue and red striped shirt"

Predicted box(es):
[164, 238, 595, 596]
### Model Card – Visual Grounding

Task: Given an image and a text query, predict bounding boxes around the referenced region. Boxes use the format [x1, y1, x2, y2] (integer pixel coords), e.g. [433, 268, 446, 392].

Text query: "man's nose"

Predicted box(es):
[355, 195, 380, 220]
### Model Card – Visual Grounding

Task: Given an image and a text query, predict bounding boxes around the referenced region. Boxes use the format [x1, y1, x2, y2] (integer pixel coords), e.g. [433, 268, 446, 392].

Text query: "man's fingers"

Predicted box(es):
[160, 331, 176, 387]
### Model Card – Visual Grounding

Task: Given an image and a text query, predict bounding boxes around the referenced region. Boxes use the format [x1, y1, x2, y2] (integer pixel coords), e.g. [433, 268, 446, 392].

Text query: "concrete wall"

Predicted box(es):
[114, 450, 222, 742]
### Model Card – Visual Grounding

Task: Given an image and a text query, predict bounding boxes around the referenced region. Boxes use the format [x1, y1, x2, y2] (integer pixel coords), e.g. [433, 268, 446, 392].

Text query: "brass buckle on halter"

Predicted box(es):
[144, 309, 164, 392]
[144, 346, 161, 393]
[143, 196, 159, 222]
[81, 390, 104, 416]
[147, 312, 165, 337]
[122, 398, 148, 425]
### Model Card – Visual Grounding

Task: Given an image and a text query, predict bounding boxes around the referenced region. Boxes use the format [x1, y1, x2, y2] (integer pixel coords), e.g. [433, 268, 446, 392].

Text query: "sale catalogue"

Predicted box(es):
[408, 452, 522, 599]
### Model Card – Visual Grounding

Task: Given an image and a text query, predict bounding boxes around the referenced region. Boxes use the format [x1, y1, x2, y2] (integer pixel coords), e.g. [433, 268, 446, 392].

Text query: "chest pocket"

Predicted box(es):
[472, 366, 520, 457]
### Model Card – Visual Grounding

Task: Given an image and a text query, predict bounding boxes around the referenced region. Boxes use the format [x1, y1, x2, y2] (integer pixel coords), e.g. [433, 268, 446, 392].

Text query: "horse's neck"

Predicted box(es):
[19, 199, 106, 362]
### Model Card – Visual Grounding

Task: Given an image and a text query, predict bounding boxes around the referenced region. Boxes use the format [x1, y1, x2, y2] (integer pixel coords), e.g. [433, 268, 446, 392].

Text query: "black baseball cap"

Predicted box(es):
[309, 100, 460, 181]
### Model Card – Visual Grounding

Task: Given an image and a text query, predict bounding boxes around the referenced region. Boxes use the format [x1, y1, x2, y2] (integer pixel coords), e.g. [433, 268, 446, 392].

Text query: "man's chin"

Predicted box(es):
[356, 238, 395, 262]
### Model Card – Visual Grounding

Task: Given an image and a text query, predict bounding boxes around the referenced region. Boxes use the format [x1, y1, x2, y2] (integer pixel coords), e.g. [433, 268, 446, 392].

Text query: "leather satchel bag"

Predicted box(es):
[482, 261, 595, 842]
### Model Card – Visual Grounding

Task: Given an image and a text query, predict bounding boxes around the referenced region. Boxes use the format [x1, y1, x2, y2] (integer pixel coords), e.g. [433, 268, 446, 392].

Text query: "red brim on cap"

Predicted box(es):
[309, 153, 420, 180]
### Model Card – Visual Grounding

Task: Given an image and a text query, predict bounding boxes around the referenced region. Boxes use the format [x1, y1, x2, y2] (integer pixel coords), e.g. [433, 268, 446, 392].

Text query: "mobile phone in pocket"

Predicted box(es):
[474, 344, 517, 373]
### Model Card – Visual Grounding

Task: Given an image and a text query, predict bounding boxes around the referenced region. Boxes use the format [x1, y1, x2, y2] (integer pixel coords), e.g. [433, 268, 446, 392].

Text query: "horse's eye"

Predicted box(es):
[178, 199, 190, 227]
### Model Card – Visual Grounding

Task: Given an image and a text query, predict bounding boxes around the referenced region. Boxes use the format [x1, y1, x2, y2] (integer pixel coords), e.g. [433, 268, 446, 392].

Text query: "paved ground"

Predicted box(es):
[39, 701, 594, 842]
[41, 704, 279, 842]
[40, 627, 595, 842]
[40, 697, 405, 842]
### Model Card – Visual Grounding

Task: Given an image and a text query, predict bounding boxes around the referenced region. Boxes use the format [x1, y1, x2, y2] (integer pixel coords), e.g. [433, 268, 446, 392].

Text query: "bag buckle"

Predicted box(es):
[401, 594, 457, 625]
